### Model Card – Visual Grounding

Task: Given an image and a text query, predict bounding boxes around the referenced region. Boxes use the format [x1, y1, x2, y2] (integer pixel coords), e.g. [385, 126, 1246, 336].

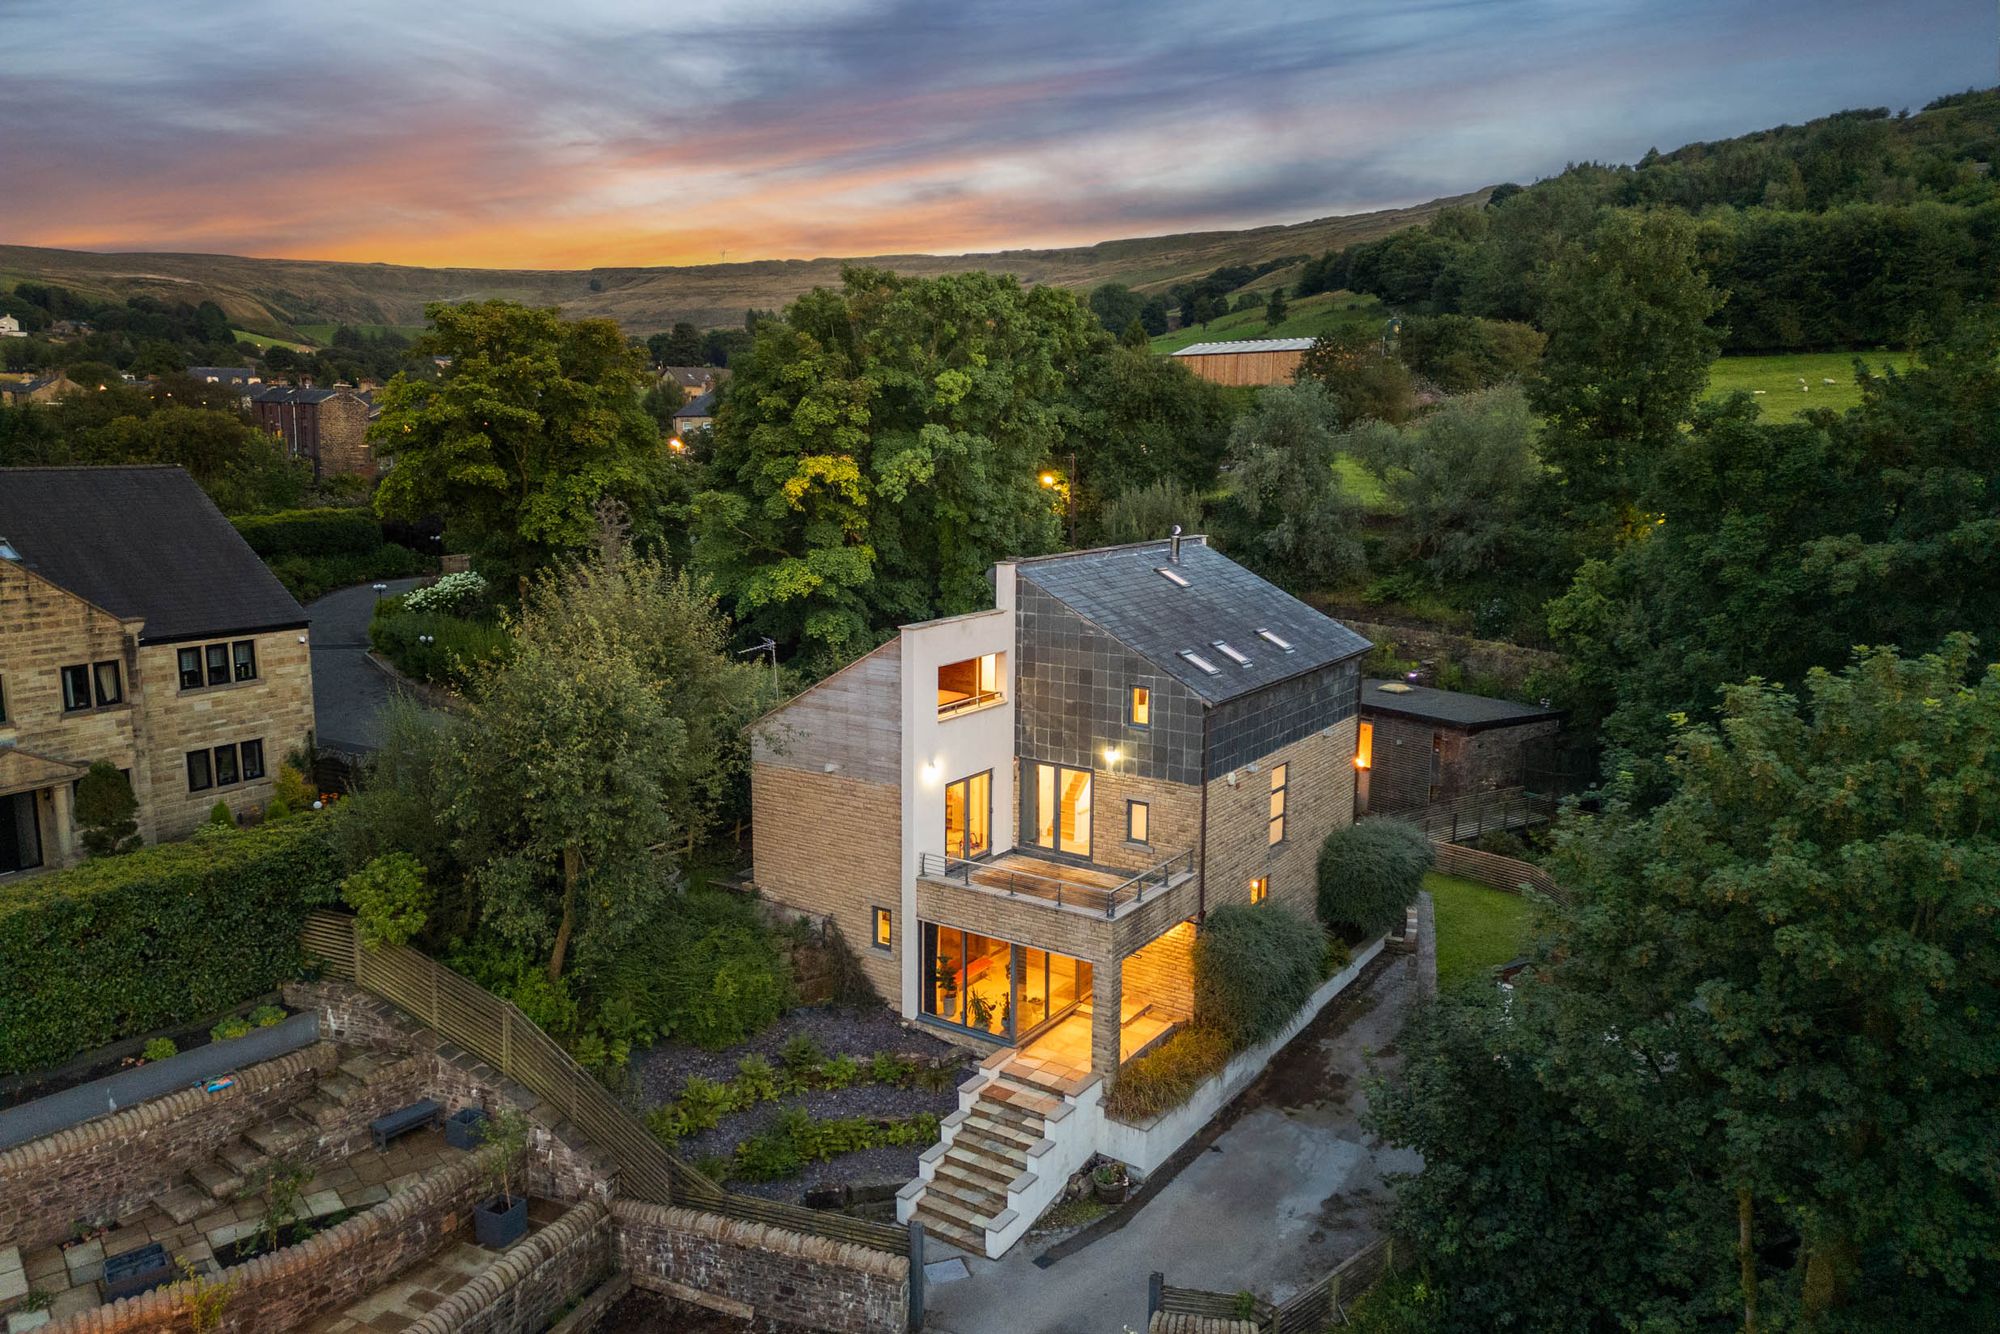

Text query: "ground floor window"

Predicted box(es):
[0, 791, 42, 874]
[921, 921, 1091, 1041]
[1249, 875, 1269, 904]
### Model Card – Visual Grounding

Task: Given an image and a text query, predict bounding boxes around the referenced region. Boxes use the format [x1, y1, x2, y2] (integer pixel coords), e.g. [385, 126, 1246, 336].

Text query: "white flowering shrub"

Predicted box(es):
[403, 571, 489, 617]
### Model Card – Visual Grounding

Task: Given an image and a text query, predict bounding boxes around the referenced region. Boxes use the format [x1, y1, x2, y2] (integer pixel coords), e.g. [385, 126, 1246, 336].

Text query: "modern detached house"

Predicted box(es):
[0, 467, 315, 875]
[750, 534, 1371, 1255]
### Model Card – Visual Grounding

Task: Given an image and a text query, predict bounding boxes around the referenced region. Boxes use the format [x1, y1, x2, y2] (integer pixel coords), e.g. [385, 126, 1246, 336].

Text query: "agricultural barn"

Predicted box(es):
[1169, 336, 1315, 386]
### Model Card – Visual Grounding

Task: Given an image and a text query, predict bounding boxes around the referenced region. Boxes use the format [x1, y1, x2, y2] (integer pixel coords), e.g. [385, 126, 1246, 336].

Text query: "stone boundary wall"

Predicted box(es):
[403, 1200, 611, 1334]
[613, 1200, 909, 1334]
[48, 1151, 504, 1334]
[0, 1044, 336, 1253]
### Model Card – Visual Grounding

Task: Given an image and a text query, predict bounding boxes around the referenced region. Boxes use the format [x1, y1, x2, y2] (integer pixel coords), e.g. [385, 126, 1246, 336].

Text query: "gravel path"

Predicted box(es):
[630, 1004, 964, 1103]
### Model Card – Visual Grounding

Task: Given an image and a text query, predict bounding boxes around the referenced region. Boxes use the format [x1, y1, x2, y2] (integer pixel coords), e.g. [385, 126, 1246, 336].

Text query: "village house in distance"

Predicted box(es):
[0, 467, 315, 874]
[749, 533, 1371, 1255]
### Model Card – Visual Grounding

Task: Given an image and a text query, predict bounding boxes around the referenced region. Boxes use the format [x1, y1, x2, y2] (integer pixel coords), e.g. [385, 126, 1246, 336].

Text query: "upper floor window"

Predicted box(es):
[938, 652, 1003, 718]
[179, 638, 259, 691]
[1126, 799, 1150, 844]
[61, 660, 121, 712]
[1269, 763, 1288, 846]
[1128, 685, 1151, 727]
[1033, 762, 1092, 858]
[945, 770, 992, 860]
[1356, 722, 1373, 771]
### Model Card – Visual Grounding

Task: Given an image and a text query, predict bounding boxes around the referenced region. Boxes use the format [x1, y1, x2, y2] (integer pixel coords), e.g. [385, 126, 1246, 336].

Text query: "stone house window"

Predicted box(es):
[241, 739, 265, 780]
[186, 749, 213, 792]
[179, 639, 260, 691]
[873, 907, 893, 951]
[233, 640, 258, 681]
[61, 661, 120, 711]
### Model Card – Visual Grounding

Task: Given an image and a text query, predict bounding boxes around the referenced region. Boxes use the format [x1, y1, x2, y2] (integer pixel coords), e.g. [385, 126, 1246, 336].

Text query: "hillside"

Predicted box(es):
[0, 192, 1485, 341]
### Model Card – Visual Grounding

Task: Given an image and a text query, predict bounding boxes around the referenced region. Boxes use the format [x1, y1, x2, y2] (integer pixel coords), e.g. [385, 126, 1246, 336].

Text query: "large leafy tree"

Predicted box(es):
[1064, 345, 1234, 507]
[1374, 641, 2000, 1331]
[695, 267, 1093, 666]
[1213, 381, 1362, 591]
[372, 301, 669, 582]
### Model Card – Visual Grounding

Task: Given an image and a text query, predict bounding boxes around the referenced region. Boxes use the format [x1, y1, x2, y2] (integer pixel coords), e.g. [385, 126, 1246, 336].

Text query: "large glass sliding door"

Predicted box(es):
[1031, 763, 1091, 857]
[922, 922, 1090, 1041]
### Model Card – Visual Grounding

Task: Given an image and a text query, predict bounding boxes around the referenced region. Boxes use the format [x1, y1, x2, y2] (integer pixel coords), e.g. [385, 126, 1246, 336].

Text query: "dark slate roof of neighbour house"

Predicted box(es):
[674, 389, 718, 420]
[188, 366, 260, 385]
[1016, 536, 1371, 704]
[249, 384, 339, 405]
[1359, 679, 1564, 733]
[0, 466, 308, 643]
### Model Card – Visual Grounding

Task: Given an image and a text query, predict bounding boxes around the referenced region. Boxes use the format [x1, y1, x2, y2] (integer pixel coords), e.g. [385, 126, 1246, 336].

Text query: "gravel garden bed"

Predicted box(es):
[630, 1004, 963, 1098]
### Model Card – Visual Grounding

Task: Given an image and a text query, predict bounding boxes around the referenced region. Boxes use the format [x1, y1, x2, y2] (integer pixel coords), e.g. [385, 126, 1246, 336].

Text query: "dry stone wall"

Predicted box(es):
[403, 1200, 612, 1334]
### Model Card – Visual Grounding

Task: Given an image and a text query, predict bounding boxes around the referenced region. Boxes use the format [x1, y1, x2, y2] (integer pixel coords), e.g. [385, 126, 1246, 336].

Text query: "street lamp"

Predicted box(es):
[669, 436, 687, 455]
[1040, 453, 1078, 547]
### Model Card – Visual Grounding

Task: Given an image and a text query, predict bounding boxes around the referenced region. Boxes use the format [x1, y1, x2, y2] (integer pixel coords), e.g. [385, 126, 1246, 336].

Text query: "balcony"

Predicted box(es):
[918, 848, 1195, 920]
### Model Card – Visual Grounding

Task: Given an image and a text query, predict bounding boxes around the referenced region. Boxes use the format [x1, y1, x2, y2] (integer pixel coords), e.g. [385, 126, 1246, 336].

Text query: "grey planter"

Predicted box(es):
[474, 1194, 527, 1249]
[444, 1107, 488, 1150]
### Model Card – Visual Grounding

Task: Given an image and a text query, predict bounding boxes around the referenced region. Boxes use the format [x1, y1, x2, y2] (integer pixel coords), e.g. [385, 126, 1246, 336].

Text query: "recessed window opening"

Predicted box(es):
[938, 652, 1004, 717]
[1128, 685, 1151, 727]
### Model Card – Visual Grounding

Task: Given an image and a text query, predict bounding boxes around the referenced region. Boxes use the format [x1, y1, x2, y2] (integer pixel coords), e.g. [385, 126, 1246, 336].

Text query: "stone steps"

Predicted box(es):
[156, 1184, 212, 1226]
[914, 1206, 986, 1257]
[243, 1114, 313, 1157]
[941, 1140, 1020, 1188]
[215, 1139, 267, 1176]
[316, 1072, 363, 1104]
[964, 1108, 1041, 1151]
[981, 1081, 1060, 1118]
[927, 1163, 1009, 1216]
[189, 1158, 248, 1202]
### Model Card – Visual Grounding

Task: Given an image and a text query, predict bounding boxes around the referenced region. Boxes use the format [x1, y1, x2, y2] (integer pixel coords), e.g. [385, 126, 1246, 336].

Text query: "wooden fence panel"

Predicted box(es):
[1429, 841, 1570, 907]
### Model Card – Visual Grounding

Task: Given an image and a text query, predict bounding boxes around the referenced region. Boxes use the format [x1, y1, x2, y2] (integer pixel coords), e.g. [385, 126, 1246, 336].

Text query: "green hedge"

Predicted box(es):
[232, 508, 384, 559]
[1317, 817, 1433, 938]
[1192, 903, 1330, 1049]
[270, 546, 433, 603]
[0, 816, 344, 1076]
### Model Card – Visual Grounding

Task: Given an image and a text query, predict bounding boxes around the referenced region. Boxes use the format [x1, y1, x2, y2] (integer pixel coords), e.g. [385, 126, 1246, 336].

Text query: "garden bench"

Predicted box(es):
[101, 1242, 172, 1302]
[370, 1098, 443, 1151]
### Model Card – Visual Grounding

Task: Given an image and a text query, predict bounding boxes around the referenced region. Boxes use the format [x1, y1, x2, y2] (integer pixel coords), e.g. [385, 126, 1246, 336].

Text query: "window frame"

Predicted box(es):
[1268, 762, 1288, 846]
[1127, 684, 1151, 728]
[178, 647, 205, 691]
[1356, 721, 1373, 771]
[240, 738, 266, 781]
[205, 643, 230, 687]
[92, 659, 122, 707]
[1126, 798, 1150, 845]
[1249, 875, 1270, 905]
[213, 742, 240, 788]
[943, 769, 993, 861]
[232, 639, 258, 682]
[60, 663, 93, 713]
[1032, 762, 1093, 859]
[872, 906, 894, 952]
[186, 749, 214, 792]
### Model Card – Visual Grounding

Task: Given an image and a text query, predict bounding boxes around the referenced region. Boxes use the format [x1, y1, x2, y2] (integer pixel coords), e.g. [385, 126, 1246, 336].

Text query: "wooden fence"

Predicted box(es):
[300, 912, 915, 1260]
[1151, 1238, 1396, 1332]
[1428, 840, 1570, 908]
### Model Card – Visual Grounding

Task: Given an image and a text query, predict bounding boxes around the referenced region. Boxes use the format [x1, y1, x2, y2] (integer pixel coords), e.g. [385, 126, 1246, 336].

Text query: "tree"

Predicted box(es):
[1094, 478, 1206, 546]
[1213, 382, 1363, 591]
[1395, 314, 1544, 392]
[1529, 209, 1722, 525]
[1065, 346, 1233, 504]
[1138, 296, 1171, 336]
[1119, 318, 1150, 349]
[1264, 287, 1288, 326]
[1372, 641, 2000, 1330]
[372, 301, 668, 583]
[1297, 327, 1415, 425]
[75, 761, 139, 856]
[1344, 387, 1540, 585]
[1087, 283, 1146, 334]
[647, 322, 704, 366]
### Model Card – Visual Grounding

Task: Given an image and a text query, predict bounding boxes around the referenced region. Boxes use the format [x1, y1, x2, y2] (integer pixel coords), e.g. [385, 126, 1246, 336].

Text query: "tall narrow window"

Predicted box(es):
[178, 647, 204, 690]
[1269, 763, 1288, 846]
[92, 660, 122, 707]
[213, 743, 239, 787]
[873, 907, 893, 950]
[186, 750, 213, 792]
[1033, 762, 1092, 858]
[205, 643, 230, 687]
[60, 664, 92, 712]
[1126, 799, 1150, 844]
[240, 739, 266, 781]
[1128, 685, 1151, 727]
[233, 640, 258, 682]
[1356, 722, 1373, 770]
[944, 771, 992, 860]
[1249, 876, 1269, 904]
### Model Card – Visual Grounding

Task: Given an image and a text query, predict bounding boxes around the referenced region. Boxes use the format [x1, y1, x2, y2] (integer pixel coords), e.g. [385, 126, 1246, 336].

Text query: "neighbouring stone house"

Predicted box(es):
[750, 535, 1371, 1253]
[657, 365, 726, 400]
[672, 388, 717, 435]
[1353, 677, 1563, 816]
[249, 383, 375, 476]
[0, 466, 315, 875]
[0, 370, 81, 405]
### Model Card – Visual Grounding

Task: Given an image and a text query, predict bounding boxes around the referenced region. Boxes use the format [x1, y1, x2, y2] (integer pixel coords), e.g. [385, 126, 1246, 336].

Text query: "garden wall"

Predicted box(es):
[404, 1200, 613, 1334]
[1336, 615, 1562, 688]
[47, 1152, 501, 1334]
[613, 1200, 910, 1334]
[0, 1044, 336, 1253]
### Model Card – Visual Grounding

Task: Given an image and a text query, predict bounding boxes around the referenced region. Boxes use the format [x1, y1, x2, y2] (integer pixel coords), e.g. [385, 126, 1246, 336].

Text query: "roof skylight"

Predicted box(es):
[1155, 566, 1190, 588]
[1255, 628, 1294, 651]
[1179, 649, 1221, 675]
[1212, 640, 1251, 667]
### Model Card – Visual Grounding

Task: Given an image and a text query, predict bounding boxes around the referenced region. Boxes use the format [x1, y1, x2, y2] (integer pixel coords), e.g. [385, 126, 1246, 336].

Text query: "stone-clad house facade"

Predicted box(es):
[249, 384, 376, 477]
[0, 467, 315, 874]
[750, 536, 1369, 1084]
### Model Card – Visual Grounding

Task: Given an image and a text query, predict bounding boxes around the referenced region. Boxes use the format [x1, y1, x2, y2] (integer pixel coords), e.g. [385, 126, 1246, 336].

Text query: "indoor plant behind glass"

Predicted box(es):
[472, 1107, 533, 1248]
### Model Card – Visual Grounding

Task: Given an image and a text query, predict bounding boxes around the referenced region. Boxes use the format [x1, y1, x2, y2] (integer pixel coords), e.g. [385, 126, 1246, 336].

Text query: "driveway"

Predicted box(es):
[926, 944, 1424, 1334]
[307, 577, 425, 754]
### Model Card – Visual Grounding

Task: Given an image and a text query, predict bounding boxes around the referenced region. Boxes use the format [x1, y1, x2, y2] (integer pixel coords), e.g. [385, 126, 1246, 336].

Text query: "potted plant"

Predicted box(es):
[444, 1105, 489, 1151]
[1091, 1159, 1130, 1205]
[472, 1107, 532, 1248]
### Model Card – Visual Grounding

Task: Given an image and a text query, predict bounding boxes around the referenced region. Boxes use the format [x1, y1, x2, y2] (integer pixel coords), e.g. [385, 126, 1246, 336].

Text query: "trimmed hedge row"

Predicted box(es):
[232, 508, 384, 559]
[269, 546, 433, 603]
[0, 816, 344, 1076]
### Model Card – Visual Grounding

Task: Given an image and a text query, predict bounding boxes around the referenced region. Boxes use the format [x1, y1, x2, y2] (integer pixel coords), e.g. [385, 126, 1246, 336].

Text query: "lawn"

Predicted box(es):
[1703, 348, 1908, 421]
[1425, 871, 1534, 988]
[1148, 290, 1383, 355]
[230, 327, 313, 352]
[293, 320, 429, 345]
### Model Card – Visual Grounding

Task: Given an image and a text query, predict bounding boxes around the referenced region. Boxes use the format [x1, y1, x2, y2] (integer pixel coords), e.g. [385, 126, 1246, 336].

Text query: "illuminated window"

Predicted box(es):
[873, 907, 893, 950]
[944, 771, 992, 860]
[1249, 876, 1269, 904]
[937, 653, 1004, 718]
[1269, 763, 1288, 845]
[1127, 800, 1150, 844]
[1034, 762, 1092, 857]
[1129, 685, 1151, 727]
[1356, 722, 1373, 770]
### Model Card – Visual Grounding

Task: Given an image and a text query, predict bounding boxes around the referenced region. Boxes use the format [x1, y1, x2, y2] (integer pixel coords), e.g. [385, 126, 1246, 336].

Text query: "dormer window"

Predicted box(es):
[1155, 567, 1190, 588]
[1255, 628, 1293, 651]
[1179, 650, 1221, 675]
[1212, 640, 1250, 667]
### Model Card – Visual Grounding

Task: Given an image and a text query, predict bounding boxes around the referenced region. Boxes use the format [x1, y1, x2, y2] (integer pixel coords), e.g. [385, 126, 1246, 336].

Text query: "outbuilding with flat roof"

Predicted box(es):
[1354, 677, 1562, 816]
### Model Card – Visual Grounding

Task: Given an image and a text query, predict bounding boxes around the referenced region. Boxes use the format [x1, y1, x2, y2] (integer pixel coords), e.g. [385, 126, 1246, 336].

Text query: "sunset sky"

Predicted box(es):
[2, 0, 1989, 270]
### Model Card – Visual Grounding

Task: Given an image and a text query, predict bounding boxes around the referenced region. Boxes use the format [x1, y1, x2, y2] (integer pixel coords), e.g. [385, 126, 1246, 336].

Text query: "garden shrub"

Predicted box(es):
[207, 801, 235, 828]
[266, 547, 433, 603]
[231, 508, 383, 560]
[590, 890, 793, 1050]
[75, 761, 140, 856]
[211, 1016, 253, 1041]
[368, 595, 510, 689]
[1317, 817, 1433, 938]
[402, 571, 489, 617]
[141, 1038, 178, 1062]
[340, 852, 429, 949]
[0, 814, 341, 1075]
[1103, 1027, 1231, 1121]
[1192, 903, 1330, 1049]
[249, 1004, 286, 1028]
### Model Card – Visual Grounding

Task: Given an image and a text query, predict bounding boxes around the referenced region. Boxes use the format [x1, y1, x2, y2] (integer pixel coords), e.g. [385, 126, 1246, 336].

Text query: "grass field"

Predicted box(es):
[230, 328, 313, 352]
[292, 321, 429, 346]
[1703, 348, 1909, 421]
[1148, 290, 1384, 355]
[1426, 871, 1534, 988]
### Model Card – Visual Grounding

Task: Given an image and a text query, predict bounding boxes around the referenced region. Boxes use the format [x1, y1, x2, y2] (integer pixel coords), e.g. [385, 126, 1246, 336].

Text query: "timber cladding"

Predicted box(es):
[749, 763, 902, 1003]
[1172, 347, 1307, 386]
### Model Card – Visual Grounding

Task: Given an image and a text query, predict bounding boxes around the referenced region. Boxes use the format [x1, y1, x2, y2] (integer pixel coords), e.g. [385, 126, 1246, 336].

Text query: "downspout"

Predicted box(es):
[1196, 703, 1210, 925]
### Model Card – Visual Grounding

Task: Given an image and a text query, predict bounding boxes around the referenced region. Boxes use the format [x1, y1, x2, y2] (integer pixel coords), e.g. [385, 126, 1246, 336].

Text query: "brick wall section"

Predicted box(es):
[613, 1200, 909, 1334]
[1092, 768, 1200, 874]
[315, 392, 375, 476]
[750, 765, 903, 1005]
[1123, 921, 1195, 1022]
[403, 1200, 612, 1334]
[0, 1044, 336, 1253]
[48, 1151, 506, 1334]
[1202, 721, 1356, 925]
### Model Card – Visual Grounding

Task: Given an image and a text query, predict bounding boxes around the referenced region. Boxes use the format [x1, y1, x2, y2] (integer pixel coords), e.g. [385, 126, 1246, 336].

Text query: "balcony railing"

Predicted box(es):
[919, 848, 1196, 919]
[935, 688, 1005, 719]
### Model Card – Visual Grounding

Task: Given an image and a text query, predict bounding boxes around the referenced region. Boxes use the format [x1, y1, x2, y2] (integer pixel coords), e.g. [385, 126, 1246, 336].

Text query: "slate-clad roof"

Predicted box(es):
[0, 466, 307, 643]
[1171, 338, 1316, 356]
[249, 384, 339, 405]
[674, 389, 718, 420]
[1016, 537, 1370, 704]
[1360, 678, 1563, 732]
